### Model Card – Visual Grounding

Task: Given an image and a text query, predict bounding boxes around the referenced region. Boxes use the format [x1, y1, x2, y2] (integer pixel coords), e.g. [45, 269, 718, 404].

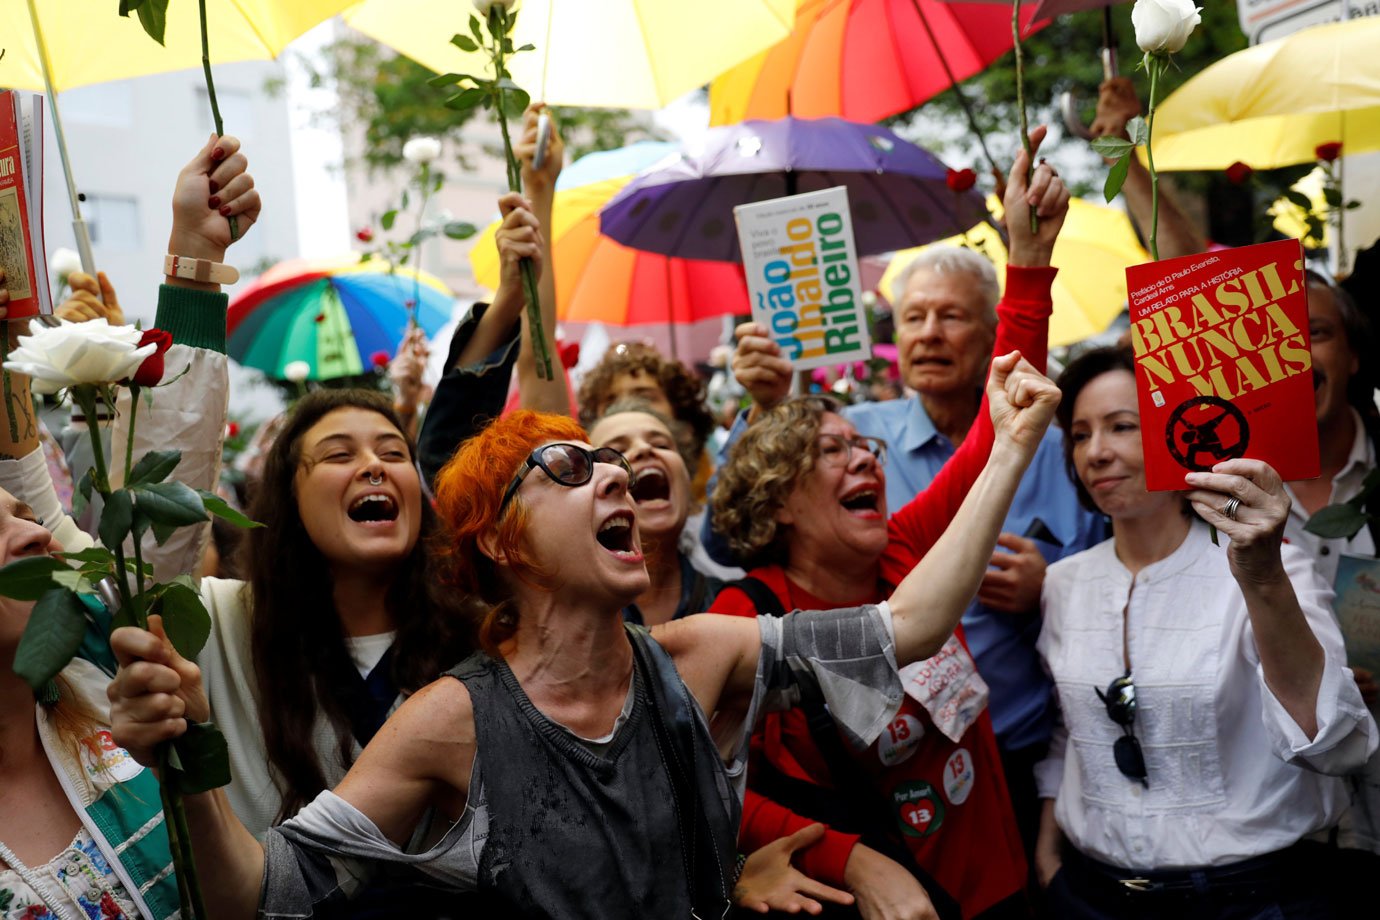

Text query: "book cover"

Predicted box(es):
[1333, 554, 1380, 676]
[0, 90, 46, 318]
[734, 186, 870, 372]
[1126, 239, 1320, 491]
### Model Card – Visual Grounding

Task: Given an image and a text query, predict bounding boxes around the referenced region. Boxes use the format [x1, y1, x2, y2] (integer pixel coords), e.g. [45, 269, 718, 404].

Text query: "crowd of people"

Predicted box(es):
[0, 81, 1375, 920]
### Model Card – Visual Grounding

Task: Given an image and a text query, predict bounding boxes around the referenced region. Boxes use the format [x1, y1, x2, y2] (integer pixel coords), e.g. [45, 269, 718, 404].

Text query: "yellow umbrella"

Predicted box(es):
[343, 0, 795, 109]
[1150, 18, 1380, 171]
[880, 197, 1145, 348]
[0, 1, 353, 91]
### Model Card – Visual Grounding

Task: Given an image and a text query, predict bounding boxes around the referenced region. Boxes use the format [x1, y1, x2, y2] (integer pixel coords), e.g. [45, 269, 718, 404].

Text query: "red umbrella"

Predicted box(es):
[709, 0, 1048, 127]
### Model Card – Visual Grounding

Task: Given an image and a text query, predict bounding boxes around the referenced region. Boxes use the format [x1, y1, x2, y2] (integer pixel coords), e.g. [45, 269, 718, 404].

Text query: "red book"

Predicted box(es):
[1126, 240, 1320, 491]
[0, 90, 49, 318]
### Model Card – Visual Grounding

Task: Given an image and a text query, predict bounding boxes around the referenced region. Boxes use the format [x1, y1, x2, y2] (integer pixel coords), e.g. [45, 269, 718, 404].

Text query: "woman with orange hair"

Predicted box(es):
[107, 348, 1062, 918]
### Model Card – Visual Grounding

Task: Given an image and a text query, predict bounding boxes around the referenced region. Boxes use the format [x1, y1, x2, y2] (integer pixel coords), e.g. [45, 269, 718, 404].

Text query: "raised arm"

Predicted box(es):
[886, 353, 1061, 662]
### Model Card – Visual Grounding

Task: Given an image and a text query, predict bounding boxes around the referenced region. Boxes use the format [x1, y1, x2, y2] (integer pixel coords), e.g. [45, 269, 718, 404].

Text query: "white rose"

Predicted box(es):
[472, 0, 517, 14]
[4, 318, 157, 395]
[284, 360, 311, 383]
[402, 136, 443, 165]
[1132, 0, 1201, 55]
[50, 248, 82, 278]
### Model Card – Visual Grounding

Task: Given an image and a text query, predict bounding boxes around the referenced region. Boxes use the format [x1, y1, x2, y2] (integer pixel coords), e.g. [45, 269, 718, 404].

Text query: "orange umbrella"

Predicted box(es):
[710, 0, 1046, 127]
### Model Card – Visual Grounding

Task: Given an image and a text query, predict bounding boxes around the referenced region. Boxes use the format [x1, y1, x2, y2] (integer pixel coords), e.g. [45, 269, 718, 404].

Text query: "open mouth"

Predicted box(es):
[347, 493, 399, 523]
[630, 468, 671, 504]
[839, 486, 880, 515]
[596, 511, 637, 554]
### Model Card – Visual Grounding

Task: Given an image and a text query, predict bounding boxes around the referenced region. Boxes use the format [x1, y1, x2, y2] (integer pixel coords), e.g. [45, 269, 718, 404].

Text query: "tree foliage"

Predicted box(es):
[303, 35, 661, 176]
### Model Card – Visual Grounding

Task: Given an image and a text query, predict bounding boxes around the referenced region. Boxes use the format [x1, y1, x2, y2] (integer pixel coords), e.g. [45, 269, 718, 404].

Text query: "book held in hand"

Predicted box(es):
[1126, 239, 1319, 491]
[0, 89, 50, 318]
[1333, 554, 1380, 678]
[735, 186, 870, 372]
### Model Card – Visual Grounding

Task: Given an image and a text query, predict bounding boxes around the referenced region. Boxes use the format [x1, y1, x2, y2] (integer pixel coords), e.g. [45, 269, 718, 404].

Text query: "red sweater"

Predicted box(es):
[716, 265, 1054, 914]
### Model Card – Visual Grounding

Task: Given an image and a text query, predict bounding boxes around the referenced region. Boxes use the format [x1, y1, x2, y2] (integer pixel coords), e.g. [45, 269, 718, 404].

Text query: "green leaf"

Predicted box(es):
[13, 589, 88, 690]
[502, 88, 531, 118]
[73, 469, 93, 518]
[1090, 136, 1134, 158]
[427, 72, 469, 88]
[167, 722, 232, 795]
[50, 568, 89, 593]
[1103, 154, 1131, 203]
[381, 209, 398, 231]
[1125, 116, 1149, 147]
[516, 43, 536, 52]
[1346, 200, 1363, 210]
[134, 0, 169, 46]
[443, 221, 478, 240]
[196, 490, 262, 530]
[127, 449, 181, 487]
[1321, 187, 1343, 208]
[450, 34, 479, 53]
[1284, 189, 1314, 213]
[132, 481, 209, 529]
[1304, 502, 1371, 540]
[58, 546, 117, 567]
[98, 490, 135, 551]
[445, 88, 487, 112]
[469, 14, 485, 44]
[151, 521, 178, 547]
[0, 556, 72, 601]
[118, 0, 144, 17]
[155, 583, 212, 660]
[401, 188, 410, 210]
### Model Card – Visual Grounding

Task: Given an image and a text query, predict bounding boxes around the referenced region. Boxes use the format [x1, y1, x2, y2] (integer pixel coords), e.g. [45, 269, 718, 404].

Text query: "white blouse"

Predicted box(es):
[1035, 521, 1376, 869]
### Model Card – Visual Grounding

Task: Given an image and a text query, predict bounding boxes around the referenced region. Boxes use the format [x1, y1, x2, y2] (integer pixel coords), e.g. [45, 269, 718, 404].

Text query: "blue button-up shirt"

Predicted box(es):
[844, 396, 1107, 751]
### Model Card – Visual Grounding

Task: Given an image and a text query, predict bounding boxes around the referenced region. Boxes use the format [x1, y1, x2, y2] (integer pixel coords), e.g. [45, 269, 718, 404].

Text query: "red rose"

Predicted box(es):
[370, 350, 391, 369]
[314, 313, 326, 324]
[128, 328, 172, 387]
[1225, 161, 1253, 184]
[226, 421, 240, 438]
[356, 227, 375, 243]
[1315, 141, 1343, 162]
[946, 168, 977, 193]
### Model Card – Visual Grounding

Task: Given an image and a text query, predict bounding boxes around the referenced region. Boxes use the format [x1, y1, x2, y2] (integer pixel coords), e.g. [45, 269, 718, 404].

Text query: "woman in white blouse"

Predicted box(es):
[1034, 346, 1376, 919]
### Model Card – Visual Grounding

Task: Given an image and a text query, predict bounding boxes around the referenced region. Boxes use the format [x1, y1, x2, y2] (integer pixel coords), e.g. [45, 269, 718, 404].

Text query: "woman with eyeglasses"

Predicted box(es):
[1034, 345, 1376, 919]
[104, 336, 1061, 918]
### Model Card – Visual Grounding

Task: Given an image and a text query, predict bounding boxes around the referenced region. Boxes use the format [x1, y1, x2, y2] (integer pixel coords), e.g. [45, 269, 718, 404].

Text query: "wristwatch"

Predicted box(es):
[164, 254, 239, 285]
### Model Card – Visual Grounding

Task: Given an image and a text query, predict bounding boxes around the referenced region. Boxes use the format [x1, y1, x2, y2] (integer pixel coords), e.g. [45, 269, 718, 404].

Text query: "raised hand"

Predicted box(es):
[54, 271, 124, 325]
[1003, 126, 1070, 267]
[169, 134, 261, 264]
[732, 321, 793, 416]
[516, 103, 564, 195]
[1184, 459, 1291, 583]
[108, 614, 209, 768]
[986, 352, 1061, 458]
[734, 824, 855, 915]
[1091, 77, 1143, 149]
[495, 191, 545, 290]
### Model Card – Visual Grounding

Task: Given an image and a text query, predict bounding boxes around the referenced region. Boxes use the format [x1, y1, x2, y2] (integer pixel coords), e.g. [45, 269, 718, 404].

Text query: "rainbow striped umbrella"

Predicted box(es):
[227, 259, 454, 380]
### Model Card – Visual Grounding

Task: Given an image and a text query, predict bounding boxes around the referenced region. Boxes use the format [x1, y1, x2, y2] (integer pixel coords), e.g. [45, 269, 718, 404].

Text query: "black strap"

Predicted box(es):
[628, 626, 731, 918]
[726, 578, 962, 920]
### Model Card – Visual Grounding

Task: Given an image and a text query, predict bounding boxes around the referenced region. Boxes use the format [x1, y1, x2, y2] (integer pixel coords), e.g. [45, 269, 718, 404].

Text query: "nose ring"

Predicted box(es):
[369, 474, 383, 486]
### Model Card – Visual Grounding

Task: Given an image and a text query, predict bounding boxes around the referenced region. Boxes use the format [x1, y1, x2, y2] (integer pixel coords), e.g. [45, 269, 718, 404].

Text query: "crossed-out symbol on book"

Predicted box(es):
[1166, 395, 1250, 471]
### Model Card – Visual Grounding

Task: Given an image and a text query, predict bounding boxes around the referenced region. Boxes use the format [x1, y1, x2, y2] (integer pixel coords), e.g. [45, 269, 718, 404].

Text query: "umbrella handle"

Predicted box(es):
[1059, 91, 1096, 141]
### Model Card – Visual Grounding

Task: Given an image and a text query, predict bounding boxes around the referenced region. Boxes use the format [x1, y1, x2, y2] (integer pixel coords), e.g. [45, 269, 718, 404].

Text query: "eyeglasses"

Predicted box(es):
[816, 434, 887, 467]
[1096, 670, 1148, 788]
[498, 443, 636, 517]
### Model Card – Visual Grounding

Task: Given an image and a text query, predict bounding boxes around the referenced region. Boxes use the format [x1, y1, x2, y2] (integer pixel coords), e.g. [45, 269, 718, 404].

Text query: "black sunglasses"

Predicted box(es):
[1096, 670, 1148, 788]
[498, 443, 635, 517]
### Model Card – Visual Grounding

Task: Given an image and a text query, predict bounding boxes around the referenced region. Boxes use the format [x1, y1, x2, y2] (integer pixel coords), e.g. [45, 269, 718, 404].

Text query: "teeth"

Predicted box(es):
[600, 517, 631, 533]
[350, 494, 393, 512]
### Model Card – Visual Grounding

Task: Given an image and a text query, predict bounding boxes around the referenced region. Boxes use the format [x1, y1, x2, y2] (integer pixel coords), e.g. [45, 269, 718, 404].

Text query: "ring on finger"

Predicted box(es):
[1222, 496, 1241, 521]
